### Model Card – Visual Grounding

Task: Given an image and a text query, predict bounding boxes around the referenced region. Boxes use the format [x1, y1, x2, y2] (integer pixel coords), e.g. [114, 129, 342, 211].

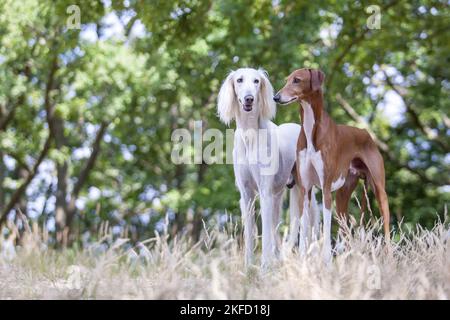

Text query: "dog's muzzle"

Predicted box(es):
[243, 95, 254, 112]
[274, 94, 297, 105]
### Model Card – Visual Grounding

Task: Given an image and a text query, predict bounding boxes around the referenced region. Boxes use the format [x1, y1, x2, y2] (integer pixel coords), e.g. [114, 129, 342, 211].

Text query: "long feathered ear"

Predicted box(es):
[258, 69, 276, 120]
[217, 71, 237, 126]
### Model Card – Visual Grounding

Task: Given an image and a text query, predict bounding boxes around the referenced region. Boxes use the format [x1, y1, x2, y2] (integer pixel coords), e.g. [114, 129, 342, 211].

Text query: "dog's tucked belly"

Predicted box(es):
[247, 163, 289, 195]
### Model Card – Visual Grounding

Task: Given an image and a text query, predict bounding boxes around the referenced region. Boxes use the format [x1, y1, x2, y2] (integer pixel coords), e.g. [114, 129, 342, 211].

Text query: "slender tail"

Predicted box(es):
[360, 177, 372, 223]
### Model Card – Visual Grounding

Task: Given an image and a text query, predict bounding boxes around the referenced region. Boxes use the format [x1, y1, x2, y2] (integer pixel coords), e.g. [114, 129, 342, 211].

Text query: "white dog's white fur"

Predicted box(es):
[217, 68, 318, 267]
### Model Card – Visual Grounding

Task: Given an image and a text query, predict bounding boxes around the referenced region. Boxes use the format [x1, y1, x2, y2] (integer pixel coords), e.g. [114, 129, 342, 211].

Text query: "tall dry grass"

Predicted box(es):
[0, 214, 449, 299]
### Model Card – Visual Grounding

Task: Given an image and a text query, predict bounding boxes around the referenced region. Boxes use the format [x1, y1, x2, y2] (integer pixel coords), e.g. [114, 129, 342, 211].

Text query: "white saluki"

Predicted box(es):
[217, 67, 318, 267]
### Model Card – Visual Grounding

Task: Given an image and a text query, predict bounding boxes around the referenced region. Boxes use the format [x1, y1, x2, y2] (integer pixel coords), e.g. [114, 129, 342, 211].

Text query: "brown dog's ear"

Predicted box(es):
[311, 69, 325, 92]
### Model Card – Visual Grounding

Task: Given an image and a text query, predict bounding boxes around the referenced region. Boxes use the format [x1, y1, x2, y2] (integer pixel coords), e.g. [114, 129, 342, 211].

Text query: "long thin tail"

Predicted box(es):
[361, 177, 374, 224]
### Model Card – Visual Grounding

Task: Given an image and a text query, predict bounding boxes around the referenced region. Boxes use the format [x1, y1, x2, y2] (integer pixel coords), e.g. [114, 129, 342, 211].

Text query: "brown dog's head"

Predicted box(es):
[273, 68, 325, 105]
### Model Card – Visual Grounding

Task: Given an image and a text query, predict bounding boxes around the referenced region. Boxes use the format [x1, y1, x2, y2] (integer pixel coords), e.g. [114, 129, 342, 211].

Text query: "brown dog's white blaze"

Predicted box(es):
[274, 68, 391, 260]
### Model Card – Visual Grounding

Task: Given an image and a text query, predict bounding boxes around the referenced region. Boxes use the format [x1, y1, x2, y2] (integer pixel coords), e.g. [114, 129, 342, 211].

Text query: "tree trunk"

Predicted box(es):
[0, 135, 52, 227]
[191, 161, 207, 242]
[52, 117, 70, 246]
[57, 121, 108, 245]
[55, 160, 69, 244]
[17, 168, 28, 217]
[191, 119, 208, 241]
[170, 164, 185, 238]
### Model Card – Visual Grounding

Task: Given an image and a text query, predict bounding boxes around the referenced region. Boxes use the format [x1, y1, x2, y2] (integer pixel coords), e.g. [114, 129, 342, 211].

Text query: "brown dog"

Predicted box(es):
[274, 68, 390, 261]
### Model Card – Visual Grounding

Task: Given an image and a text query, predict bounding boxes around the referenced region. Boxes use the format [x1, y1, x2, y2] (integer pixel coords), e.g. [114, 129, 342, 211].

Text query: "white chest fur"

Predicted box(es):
[299, 102, 324, 187]
[302, 102, 315, 152]
[299, 102, 345, 191]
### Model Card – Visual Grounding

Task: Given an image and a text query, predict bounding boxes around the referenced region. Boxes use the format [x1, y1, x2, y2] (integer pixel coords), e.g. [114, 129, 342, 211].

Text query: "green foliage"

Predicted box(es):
[0, 0, 448, 242]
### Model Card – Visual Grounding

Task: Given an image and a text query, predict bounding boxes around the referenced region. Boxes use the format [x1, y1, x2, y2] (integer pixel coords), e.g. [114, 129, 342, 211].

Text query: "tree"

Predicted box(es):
[0, 0, 448, 246]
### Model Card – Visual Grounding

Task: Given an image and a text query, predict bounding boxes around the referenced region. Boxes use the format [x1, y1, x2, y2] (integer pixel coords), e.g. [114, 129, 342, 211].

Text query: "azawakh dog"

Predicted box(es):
[274, 68, 390, 262]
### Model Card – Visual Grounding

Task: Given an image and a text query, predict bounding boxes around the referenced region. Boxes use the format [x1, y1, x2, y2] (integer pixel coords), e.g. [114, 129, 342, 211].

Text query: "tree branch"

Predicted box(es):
[124, 15, 138, 38]
[335, 94, 447, 186]
[382, 70, 449, 152]
[0, 97, 23, 132]
[0, 49, 61, 227]
[326, 0, 400, 88]
[44, 53, 59, 133]
[0, 134, 52, 227]
[7, 152, 31, 174]
[1, 61, 34, 132]
[336, 94, 389, 152]
[72, 121, 109, 198]
[64, 121, 109, 230]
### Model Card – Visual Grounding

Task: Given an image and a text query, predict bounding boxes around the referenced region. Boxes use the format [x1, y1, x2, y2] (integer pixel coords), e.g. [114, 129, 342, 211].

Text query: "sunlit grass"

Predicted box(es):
[0, 213, 449, 299]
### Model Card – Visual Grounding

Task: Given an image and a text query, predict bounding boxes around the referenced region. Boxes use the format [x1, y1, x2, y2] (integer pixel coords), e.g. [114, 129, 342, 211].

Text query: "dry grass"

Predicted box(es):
[0, 215, 449, 299]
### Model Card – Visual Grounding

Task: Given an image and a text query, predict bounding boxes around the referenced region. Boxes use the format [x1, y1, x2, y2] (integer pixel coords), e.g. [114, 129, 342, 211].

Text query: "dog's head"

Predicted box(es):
[273, 68, 325, 105]
[217, 68, 276, 125]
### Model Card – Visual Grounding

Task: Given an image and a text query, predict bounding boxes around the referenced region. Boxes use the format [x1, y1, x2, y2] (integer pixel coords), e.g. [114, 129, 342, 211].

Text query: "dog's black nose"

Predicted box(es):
[273, 94, 280, 102]
[244, 95, 254, 104]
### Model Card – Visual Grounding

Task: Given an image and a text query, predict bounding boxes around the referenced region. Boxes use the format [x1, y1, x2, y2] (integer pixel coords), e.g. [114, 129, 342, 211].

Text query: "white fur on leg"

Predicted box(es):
[322, 205, 332, 264]
[288, 185, 301, 249]
[240, 197, 255, 267]
[260, 195, 275, 268]
[309, 189, 320, 241]
[299, 194, 310, 256]
[272, 193, 283, 257]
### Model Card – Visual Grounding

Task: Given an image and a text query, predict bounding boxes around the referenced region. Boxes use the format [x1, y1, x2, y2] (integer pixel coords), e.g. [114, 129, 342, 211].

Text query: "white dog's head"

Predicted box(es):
[217, 68, 276, 126]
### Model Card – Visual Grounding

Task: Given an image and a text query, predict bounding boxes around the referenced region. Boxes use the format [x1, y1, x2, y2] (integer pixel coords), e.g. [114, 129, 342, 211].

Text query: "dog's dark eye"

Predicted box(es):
[254, 79, 259, 84]
[237, 78, 243, 83]
[293, 77, 300, 84]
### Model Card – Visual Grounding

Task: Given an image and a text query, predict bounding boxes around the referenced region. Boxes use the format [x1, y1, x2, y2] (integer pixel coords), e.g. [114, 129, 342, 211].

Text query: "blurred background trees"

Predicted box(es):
[0, 0, 448, 245]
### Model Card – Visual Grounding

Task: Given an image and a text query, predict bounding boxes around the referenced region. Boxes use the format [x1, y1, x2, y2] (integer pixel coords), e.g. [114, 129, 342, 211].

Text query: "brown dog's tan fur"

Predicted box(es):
[275, 68, 390, 243]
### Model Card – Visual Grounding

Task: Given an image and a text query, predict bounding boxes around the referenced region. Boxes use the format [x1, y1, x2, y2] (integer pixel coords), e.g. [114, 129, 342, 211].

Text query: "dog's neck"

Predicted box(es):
[235, 108, 267, 131]
[299, 90, 335, 148]
[300, 90, 324, 123]
[235, 106, 270, 153]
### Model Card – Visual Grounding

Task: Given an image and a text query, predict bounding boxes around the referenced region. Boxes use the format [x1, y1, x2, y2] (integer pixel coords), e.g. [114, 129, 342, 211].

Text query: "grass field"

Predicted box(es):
[0, 215, 449, 299]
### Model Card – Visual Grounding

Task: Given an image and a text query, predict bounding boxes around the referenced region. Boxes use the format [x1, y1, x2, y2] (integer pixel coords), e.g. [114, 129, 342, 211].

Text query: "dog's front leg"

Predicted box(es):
[322, 185, 333, 264]
[260, 191, 275, 268]
[239, 192, 256, 267]
[299, 186, 311, 256]
[287, 184, 301, 250]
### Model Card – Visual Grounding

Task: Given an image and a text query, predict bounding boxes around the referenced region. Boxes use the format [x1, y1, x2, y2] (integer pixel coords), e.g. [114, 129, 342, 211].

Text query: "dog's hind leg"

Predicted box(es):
[299, 187, 312, 256]
[335, 173, 359, 223]
[272, 191, 284, 257]
[309, 188, 320, 241]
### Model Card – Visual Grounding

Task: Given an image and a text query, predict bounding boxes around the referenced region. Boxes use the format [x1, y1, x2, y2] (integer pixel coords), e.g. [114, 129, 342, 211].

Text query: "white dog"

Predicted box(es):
[217, 68, 318, 267]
